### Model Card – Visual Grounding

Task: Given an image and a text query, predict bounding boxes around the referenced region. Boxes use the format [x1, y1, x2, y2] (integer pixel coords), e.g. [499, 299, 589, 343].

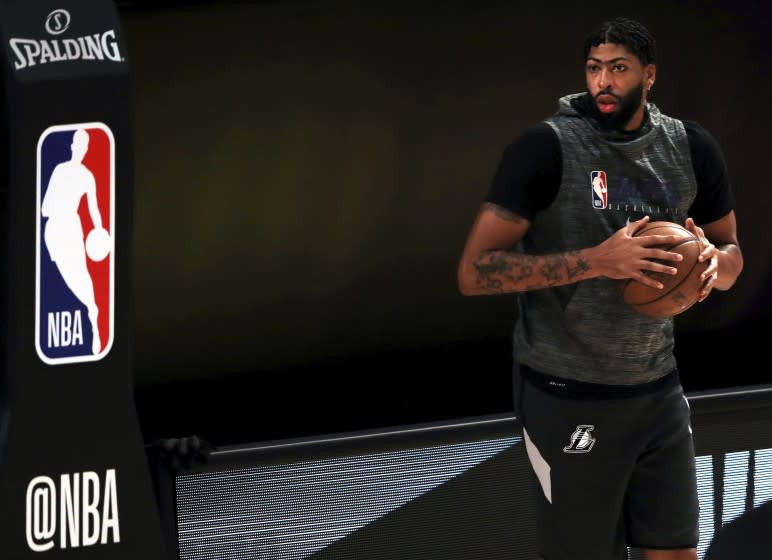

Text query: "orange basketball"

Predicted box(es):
[620, 221, 708, 318]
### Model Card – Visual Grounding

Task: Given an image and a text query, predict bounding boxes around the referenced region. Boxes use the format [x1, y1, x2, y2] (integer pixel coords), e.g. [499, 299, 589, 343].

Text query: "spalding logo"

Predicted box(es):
[9, 10, 123, 71]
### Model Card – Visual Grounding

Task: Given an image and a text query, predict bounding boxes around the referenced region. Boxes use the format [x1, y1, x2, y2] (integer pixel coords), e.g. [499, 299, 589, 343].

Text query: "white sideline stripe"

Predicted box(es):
[211, 417, 516, 455]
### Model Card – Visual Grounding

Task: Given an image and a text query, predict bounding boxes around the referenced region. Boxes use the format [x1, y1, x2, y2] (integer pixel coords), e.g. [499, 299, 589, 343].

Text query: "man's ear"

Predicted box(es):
[646, 64, 656, 91]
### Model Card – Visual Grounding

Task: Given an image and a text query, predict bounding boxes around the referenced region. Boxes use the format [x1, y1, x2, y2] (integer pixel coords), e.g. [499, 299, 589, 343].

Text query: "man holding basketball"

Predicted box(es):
[458, 17, 743, 560]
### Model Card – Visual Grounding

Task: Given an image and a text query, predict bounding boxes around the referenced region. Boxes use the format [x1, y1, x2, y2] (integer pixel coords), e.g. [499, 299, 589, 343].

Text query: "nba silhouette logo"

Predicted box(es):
[591, 170, 608, 209]
[36, 123, 115, 364]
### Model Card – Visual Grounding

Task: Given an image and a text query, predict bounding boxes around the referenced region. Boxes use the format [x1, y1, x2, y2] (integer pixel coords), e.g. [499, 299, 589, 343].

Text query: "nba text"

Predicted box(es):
[25, 469, 120, 552]
[47, 310, 83, 348]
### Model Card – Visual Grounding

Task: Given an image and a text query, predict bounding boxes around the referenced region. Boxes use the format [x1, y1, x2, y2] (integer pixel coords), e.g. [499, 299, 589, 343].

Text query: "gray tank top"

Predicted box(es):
[513, 93, 698, 385]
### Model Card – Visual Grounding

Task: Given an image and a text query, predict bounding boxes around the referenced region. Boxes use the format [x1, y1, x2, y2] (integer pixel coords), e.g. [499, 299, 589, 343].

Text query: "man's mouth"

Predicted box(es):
[596, 94, 619, 113]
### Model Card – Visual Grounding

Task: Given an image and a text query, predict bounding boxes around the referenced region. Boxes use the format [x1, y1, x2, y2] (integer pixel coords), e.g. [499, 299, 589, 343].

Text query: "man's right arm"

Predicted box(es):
[458, 124, 598, 294]
[457, 203, 597, 295]
[457, 204, 687, 295]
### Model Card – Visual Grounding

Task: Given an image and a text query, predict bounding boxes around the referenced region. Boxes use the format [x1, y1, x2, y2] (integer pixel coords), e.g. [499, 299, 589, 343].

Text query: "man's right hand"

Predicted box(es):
[589, 216, 684, 289]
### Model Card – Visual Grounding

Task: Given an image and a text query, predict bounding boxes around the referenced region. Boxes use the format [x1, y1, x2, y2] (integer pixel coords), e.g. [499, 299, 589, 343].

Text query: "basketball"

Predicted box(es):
[86, 227, 112, 262]
[620, 221, 708, 318]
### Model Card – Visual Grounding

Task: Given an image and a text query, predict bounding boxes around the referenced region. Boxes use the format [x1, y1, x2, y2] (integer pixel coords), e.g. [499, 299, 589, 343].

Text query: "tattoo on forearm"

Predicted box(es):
[483, 202, 526, 224]
[475, 251, 534, 290]
[473, 250, 592, 293]
[474, 252, 538, 292]
[475, 259, 512, 291]
[566, 251, 591, 279]
[540, 255, 565, 282]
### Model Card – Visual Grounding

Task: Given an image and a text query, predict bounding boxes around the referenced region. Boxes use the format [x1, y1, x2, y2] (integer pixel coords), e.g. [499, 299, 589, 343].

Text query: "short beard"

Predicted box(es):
[592, 81, 645, 131]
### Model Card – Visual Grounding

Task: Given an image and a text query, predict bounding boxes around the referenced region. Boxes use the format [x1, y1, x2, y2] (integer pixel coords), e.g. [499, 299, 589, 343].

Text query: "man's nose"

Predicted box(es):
[597, 68, 611, 89]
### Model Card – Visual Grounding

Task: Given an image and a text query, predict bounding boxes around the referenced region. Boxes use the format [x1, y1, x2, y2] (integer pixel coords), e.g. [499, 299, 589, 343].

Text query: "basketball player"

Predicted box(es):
[457, 17, 744, 560]
[41, 128, 105, 355]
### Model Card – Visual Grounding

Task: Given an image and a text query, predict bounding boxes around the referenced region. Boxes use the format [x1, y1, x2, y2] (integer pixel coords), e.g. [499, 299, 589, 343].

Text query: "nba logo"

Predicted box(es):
[591, 170, 608, 209]
[36, 123, 115, 364]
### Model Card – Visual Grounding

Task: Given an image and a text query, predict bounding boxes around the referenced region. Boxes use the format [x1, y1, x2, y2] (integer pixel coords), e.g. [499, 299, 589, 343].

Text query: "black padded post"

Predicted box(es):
[0, 2, 167, 558]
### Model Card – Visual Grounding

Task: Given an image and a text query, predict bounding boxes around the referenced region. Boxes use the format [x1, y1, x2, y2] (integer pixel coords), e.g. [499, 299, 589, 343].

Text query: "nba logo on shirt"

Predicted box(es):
[36, 123, 115, 365]
[591, 170, 608, 209]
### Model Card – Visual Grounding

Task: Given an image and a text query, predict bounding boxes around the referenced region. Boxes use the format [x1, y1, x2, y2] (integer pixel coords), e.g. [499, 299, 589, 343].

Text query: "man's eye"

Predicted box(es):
[614, 65, 627, 72]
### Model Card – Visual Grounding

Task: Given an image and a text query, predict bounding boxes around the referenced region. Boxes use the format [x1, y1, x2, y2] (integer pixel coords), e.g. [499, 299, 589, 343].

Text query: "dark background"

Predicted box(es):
[117, 0, 772, 447]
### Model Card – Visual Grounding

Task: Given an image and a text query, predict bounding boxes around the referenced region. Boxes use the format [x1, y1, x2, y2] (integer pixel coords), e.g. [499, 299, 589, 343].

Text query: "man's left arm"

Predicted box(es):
[683, 121, 743, 300]
[685, 213, 743, 301]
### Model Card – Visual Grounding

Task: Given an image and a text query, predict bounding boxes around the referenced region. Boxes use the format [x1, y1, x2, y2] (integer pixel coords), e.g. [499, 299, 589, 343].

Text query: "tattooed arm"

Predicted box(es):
[457, 203, 687, 295]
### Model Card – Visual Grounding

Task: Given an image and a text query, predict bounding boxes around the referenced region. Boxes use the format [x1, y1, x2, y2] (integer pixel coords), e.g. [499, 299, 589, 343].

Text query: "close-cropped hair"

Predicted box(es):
[583, 17, 656, 65]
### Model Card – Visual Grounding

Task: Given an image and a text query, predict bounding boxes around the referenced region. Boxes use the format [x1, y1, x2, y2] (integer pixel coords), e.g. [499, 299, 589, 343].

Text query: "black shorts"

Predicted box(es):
[515, 365, 699, 560]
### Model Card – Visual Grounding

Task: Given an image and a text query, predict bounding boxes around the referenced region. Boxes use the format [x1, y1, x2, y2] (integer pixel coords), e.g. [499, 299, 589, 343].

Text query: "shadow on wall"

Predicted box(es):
[119, 1, 771, 389]
[704, 500, 772, 559]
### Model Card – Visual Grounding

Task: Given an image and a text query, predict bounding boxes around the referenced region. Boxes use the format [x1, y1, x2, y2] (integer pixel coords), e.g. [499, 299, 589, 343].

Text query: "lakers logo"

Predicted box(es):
[563, 425, 596, 453]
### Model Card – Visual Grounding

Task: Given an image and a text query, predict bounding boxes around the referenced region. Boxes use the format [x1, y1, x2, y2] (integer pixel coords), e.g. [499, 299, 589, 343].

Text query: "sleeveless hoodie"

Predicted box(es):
[513, 92, 698, 385]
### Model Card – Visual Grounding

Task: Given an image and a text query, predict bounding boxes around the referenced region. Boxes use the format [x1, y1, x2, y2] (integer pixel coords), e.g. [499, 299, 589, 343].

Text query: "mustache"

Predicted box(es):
[596, 89, 621, 101]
